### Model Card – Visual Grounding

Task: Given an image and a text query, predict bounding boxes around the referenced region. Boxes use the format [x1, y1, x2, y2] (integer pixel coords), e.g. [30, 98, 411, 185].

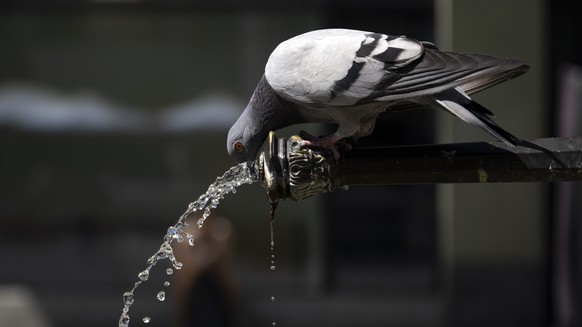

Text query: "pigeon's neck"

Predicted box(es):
[248, 75, 302, 132]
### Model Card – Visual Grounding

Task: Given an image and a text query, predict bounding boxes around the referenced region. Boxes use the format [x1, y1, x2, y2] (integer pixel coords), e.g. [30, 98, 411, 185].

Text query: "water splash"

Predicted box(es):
[118, 162, 258, 327]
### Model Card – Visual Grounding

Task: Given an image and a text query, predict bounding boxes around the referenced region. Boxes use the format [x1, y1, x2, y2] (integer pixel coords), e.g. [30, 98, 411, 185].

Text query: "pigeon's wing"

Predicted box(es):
[367, 50, 529, 103]
[264, 29, 528, 107]
[371, 51, 529, 112]
[264, 29, 424, 107]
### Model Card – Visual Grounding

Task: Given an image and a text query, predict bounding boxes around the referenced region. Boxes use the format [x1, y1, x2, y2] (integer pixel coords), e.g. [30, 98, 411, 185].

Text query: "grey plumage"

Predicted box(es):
[227, 28, 528, 163]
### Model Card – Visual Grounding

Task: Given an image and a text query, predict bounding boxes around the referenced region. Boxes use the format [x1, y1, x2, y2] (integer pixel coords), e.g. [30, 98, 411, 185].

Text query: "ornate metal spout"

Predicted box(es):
[257, 131, 337, 204]
[257, 132, 582, 204]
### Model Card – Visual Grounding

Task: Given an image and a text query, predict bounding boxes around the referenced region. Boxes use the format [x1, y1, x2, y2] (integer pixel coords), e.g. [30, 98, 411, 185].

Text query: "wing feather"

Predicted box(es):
[264, 29, 528, 108]
[265, 29, 423, 107]
[368, 51, 528, 101]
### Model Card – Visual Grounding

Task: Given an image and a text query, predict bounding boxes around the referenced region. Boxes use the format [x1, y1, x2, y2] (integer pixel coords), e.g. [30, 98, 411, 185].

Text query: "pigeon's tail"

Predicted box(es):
[430, 87, 520, 146]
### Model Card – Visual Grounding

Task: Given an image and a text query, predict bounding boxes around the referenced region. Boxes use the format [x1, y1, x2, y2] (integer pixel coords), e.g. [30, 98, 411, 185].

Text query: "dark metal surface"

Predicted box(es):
[258, 135, 582, 203]
[337, 137, 582, 186]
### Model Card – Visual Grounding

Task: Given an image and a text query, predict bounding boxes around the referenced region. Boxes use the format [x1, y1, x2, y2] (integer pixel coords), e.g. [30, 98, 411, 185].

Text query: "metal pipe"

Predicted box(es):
[338, 137, 582, 185]
[257, 132, 582, 204]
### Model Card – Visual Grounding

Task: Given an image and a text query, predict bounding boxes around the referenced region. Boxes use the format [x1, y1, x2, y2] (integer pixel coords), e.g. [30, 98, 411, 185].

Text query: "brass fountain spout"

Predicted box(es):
[256, 131, 582, 205]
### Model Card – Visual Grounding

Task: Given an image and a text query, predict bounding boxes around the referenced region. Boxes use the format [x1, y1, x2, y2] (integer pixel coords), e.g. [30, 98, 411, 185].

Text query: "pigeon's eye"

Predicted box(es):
[233, 141, 245, 153]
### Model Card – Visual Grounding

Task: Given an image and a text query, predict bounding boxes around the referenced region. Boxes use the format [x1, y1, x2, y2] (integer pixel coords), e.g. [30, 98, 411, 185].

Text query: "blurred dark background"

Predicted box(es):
[0, 0, 581, 326]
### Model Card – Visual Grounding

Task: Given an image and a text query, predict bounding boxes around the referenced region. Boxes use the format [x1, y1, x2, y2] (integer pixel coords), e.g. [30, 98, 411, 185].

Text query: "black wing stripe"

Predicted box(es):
[330, 62, 366, 97]
[355, 33, 383, 57]
[373, 47, 405, 65]
[331, 33, 382, 98]
[331, 33, 408, 99]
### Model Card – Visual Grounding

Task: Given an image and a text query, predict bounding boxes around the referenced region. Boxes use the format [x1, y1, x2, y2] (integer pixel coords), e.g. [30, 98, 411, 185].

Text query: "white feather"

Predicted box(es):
[265, 29, 365, 105]
[386, 37, 423, 66]
[265, 29, 423, 107]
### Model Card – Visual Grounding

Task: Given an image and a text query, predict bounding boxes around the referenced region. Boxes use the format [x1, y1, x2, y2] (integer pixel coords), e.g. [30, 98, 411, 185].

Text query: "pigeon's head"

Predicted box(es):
[227, 108, 266, 163]
[227, 75, 289, 163]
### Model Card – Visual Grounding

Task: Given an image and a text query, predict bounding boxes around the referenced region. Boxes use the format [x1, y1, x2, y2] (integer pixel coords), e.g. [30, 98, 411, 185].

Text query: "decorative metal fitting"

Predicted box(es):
[258, 131, 336, 204]
[257, 132, 582, 206]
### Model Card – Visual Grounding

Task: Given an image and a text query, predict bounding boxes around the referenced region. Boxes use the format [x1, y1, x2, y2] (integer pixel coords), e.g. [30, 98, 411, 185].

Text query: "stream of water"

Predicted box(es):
[118, 161, 259, 327]
[269, 219, 277, 327]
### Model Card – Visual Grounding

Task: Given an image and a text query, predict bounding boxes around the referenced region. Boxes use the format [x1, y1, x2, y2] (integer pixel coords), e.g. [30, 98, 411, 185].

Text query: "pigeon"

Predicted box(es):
[227, 28, 528, 163]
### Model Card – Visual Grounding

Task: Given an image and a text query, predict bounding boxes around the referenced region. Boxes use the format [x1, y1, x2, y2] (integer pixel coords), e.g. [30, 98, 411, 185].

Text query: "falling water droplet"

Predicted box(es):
[156, 291, 166, 302]
[172, 261, 183, 270]
[272, 322, 277, 326]
[271, 296, 275, 302]
[122, 292, 134, 306]
[164, 281, 170, 287]
[138, 269, 150, 281]
[166, 268, 173, 275]
[270, 265, 276, 271]
[119, 314, 130, 327]
[187, 234, 195, 246]
[143, 317, 151, 324]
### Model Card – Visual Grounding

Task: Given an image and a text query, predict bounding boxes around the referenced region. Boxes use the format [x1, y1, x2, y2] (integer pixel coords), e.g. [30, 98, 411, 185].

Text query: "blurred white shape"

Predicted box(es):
[0, 285, 50, 327]
[0, 83, 242, 133]
[158, 94, 242, 132]
[0, 84, 145, 132]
